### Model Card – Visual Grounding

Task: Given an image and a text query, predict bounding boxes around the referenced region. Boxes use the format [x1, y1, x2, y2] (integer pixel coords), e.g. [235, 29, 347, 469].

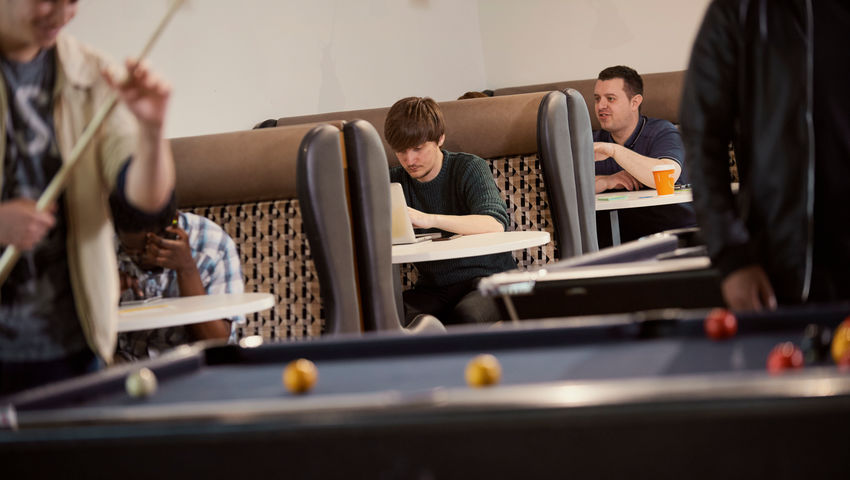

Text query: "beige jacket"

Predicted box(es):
[0, 34, 138, 363]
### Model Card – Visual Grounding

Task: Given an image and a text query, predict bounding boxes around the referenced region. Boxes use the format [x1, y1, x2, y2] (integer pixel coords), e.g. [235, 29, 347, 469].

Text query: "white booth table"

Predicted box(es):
[390, 231, 551, 321]
[595, 189, 693, 246]
[118, 292, 275, 332]
[391, 231, 551, 264]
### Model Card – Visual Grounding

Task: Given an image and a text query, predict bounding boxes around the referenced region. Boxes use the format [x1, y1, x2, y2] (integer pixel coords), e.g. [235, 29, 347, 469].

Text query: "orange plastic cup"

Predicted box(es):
[652, 165, 676, 195]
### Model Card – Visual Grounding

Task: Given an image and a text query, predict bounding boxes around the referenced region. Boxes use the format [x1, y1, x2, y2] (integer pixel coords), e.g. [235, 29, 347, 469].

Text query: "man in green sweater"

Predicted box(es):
[385, 97, 516, 325]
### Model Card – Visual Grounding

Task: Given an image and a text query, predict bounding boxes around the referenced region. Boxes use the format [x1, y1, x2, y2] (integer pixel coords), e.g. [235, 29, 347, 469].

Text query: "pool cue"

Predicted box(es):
[0, 0, 186, 286]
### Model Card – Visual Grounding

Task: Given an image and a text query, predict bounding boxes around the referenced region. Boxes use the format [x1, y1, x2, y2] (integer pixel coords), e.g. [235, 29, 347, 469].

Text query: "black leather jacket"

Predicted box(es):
[681, 0, 814, 302]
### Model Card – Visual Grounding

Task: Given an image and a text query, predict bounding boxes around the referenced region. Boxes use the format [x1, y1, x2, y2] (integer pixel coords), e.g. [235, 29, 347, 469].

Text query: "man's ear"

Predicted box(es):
[631, 94, 643, 111]
[438, 134, 445, 147]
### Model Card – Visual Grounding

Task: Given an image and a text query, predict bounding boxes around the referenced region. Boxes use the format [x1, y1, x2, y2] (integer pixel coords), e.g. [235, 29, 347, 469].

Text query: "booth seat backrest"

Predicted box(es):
[170, 122, 343, 341]
[295, 124, 362, 335]
[341, 120, 405, 332]
[277, 95, 542, 166]
[275, 92, 580, 271]
[278, 108, 393, 164]
[540, 89, 598, 254]
[492, 70, 685, 131]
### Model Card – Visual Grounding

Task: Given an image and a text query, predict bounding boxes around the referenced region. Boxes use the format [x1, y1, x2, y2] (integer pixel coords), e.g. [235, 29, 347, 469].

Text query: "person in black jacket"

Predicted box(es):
[680, 0, 850, 310]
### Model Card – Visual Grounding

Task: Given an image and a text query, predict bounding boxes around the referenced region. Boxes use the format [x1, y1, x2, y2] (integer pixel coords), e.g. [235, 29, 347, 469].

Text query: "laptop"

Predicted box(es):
[390, 183, 440, 245]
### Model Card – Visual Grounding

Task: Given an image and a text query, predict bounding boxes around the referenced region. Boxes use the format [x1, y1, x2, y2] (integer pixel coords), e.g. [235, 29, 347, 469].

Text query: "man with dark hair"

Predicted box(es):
[681, 0, 850, 309]
[593, 65, 696, 246]
[110, 193, 244, 361]
[0, 0, 174, 394]
[384, 96, 515, 325]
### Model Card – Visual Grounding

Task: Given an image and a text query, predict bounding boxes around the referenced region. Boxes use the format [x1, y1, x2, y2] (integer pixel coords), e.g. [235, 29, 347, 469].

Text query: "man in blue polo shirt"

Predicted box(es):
[592, 65, 696, 246]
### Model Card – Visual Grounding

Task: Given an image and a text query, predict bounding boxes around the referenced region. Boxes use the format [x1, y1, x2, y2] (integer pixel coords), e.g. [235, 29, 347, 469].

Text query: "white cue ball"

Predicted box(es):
[125, 367, 158, 398]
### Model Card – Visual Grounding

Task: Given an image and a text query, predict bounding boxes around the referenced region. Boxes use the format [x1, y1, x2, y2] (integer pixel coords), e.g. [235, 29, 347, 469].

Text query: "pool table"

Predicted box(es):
[481, 230, 725, 319]
[3, 303, 850, 478]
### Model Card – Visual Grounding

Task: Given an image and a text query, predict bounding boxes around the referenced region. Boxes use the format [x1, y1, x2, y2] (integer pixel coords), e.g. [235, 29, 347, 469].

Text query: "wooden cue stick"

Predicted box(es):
[0, 0, 186, 286]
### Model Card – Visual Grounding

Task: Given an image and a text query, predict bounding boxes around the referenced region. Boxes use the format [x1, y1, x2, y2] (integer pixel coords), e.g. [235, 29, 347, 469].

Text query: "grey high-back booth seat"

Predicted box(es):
[539, 89, 598, 254]
[492, 70, 685, 130]
[297, 121, 445, 334]
[170, 122, 350, 340]
[339, 120, 404, 332]
[276, 92, 595, 260]
[293, 124, 362, 335]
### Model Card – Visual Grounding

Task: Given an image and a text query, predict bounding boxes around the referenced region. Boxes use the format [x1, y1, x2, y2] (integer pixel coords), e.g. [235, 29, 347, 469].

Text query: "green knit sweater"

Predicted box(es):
[390, 150, 516, 288]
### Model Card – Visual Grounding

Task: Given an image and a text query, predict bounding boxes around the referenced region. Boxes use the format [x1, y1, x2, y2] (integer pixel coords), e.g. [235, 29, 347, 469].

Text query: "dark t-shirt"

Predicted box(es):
[811, 0, 850, 298]
[594, 115, 696, 245]
[0, 48, 86, 362]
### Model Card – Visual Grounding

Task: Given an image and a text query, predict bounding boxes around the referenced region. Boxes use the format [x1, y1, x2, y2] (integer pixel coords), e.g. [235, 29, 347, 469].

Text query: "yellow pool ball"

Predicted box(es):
[283, 358, 318, 394]
[125, 367, 158, 398]
[465, 354, 502, 388]
[831, 318, 850, 364]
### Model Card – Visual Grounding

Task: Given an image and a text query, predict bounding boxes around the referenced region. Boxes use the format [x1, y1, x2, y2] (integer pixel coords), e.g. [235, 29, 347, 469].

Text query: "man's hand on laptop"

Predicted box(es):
[407, 207, 434, 229]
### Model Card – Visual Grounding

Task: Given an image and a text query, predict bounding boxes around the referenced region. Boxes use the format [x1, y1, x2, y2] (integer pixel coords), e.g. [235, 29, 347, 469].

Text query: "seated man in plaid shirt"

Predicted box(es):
[109, 194, 245, 361]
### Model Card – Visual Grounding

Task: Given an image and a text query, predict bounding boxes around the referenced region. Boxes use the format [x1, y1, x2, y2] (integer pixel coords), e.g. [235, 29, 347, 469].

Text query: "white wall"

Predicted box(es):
[67, 0, 487, 138]
[66, 0, 710, 138]
[478, 0, 712, 87]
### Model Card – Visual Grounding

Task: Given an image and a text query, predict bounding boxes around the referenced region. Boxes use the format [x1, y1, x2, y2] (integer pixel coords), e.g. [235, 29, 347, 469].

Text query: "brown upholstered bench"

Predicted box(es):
[169, 122, 343, 341]
[493, 70, 685, 131]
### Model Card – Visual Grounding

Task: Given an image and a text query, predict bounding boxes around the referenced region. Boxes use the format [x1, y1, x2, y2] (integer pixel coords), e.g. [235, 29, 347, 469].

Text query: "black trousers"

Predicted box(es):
[402, 277, 502, 326]
[596, 204, 697, 248]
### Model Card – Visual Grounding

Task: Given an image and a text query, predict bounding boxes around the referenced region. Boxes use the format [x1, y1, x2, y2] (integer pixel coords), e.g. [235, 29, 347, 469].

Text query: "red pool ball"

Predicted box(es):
[704, 308, 737, 340]
[766, 342, 804, 374]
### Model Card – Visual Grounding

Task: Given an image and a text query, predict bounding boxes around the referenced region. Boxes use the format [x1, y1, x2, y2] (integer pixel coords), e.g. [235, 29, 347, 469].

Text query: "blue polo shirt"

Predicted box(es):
[594, 115, 687, 182]
[594, 115, 696, 246]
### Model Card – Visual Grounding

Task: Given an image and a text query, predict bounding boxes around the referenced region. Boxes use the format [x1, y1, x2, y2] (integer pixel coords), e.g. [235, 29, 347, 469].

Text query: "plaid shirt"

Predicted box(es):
[116, 212, 244, 361]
